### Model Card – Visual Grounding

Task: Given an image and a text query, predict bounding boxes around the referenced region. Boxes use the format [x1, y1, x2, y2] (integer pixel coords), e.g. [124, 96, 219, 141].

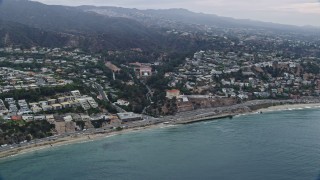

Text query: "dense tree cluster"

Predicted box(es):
[110, 80, 148, 113]
[0, 120, 55, 145]
[0, 84, 87, 102]
[0, 61, 43, 70]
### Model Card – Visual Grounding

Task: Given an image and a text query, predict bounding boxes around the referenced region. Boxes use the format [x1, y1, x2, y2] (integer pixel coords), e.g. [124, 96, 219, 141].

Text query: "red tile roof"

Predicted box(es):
[11, 116, 22, 121]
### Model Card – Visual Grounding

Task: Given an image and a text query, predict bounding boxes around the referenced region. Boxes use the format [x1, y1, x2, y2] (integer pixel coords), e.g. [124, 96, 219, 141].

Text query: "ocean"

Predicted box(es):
[1, 109, 320, 180]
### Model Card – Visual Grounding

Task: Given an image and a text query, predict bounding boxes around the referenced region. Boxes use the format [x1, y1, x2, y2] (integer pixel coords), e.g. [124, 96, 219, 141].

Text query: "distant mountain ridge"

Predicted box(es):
[0, 0, 164, 51]
[0, 0, 319, 52]
[80, 6, 320, 33]
[0, 20, 71, 47]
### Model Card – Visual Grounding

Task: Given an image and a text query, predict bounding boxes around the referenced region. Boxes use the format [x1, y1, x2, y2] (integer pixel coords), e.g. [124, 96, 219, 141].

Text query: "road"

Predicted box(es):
[141, 82, 153, 114]
[1, 98, 320, 153]
[94, 83, 109, 101]
[0, 118, 164, 153]
[94, 82, 126, 113]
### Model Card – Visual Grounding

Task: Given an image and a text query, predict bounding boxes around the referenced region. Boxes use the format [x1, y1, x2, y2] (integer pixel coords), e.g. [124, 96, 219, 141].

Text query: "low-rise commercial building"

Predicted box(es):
[117, 112, 143, 122]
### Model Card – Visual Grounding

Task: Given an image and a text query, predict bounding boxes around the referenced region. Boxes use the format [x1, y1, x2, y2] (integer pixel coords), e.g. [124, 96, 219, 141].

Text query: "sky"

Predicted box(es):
[34, 0, 320, 27]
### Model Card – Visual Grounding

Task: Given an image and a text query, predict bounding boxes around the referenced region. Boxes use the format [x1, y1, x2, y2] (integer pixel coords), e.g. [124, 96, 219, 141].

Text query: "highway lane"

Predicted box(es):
[1, 98, 320, 153]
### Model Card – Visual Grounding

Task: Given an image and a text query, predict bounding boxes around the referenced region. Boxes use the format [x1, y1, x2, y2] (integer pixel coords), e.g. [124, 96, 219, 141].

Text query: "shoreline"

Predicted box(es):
[257, 103, 320, 113]
[1, 100, 320, 159]
[239, 103, 320, 119]
[0, 123, 170, 159]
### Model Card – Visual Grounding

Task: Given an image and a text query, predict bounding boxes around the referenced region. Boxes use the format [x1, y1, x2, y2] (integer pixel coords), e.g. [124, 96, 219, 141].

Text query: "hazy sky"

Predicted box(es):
[34, 0, 320, 27]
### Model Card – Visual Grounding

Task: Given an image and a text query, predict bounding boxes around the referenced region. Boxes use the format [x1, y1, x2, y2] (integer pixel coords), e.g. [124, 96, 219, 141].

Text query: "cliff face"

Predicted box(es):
[247, 103, 274, 111]
[177, 101, 194, 112]
[84, 121, 94, 129]
[188, 98, 237, 109]
[54, 121, 77, 134]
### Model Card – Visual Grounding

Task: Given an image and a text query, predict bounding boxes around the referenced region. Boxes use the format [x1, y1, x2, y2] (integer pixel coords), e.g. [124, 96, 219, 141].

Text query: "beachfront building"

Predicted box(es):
[117, 112, 143, 122]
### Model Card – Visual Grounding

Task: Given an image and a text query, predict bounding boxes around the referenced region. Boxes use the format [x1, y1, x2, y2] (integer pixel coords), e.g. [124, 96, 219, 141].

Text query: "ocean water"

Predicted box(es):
[1, 109, 320, 180]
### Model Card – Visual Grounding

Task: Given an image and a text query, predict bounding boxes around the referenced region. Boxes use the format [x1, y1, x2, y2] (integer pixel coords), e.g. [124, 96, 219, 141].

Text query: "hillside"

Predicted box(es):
[80, 6, 320, 34]
[1, 0, 318, 53]
[0, 20, 71, 48]
[0, 0, 163, 51]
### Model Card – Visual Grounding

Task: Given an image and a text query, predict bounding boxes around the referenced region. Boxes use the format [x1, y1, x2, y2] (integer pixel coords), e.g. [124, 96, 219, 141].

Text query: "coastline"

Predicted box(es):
[0, 123, 169, 159]
[257, 103, 320, 112]
[1, 100, 320, 159]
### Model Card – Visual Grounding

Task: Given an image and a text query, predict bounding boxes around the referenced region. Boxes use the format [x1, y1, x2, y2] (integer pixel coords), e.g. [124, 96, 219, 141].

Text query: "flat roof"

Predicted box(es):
[52, 104, 62, 107]
[61, 102, 71, 105]
[117, 112, 142, 120]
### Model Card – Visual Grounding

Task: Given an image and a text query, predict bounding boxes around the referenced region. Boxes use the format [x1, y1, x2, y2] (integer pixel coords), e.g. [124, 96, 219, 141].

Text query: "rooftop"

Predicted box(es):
[117, 112, 142, 120]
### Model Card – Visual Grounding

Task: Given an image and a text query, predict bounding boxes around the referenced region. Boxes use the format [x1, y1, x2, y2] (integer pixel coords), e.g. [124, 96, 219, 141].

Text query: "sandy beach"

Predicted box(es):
[1, 100, 320, 159]
[0, 123, 169, 159]
[258, 103, 320, 112]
